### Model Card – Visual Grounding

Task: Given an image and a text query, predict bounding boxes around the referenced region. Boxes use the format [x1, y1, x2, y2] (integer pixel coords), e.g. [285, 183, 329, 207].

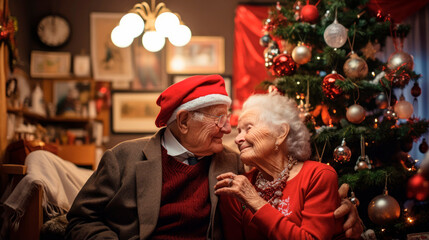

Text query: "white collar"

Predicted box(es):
[161, 127, 195, 162]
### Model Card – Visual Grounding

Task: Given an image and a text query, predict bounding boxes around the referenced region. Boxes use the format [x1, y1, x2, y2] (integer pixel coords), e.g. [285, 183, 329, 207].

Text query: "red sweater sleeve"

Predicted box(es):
[219, 194, 245, 239]
[250, 167, 341, 240]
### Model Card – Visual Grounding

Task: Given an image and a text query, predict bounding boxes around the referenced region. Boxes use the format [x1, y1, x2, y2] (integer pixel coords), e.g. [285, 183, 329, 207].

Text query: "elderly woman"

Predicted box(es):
[215, 93, 344, 239]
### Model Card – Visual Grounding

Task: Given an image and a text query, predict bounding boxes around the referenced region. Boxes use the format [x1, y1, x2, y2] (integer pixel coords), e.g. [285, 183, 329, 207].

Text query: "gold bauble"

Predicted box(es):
[387, 50, 414, 70]
[368, 192, 400, 225]
[394, 96, 414, 119]
[291, 45, 312, 65]
[346, 104, 366, 124]
[343, 53, 368, 79]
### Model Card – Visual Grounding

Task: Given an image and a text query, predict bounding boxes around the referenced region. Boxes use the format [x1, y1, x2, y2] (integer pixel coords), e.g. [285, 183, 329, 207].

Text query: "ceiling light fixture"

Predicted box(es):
[111, 0, 192, 52]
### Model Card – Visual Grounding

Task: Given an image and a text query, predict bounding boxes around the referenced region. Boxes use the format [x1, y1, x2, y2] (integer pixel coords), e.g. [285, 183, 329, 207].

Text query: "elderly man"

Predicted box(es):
[66, 75, 362, 239]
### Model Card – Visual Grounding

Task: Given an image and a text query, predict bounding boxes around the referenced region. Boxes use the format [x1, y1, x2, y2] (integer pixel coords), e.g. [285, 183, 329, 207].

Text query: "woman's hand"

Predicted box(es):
[215, 172, 267, 213]
[334, 183, 364, 239]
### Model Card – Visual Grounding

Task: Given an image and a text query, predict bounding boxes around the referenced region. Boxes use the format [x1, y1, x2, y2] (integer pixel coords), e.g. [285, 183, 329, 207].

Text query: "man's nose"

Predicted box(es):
[221, 120, 232, 134]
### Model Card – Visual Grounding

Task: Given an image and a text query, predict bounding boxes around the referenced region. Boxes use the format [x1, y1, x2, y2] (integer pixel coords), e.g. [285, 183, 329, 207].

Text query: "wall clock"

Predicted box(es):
[37, 15, 71, 47]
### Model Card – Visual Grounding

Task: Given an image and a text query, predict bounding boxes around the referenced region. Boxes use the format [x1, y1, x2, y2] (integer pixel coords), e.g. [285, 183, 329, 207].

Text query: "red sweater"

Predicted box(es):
[151, 148, 211, 239]
[220, 161, 344, 240]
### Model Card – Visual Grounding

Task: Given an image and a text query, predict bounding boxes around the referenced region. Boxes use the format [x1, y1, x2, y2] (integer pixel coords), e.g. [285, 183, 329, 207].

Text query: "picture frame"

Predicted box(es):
[73, 55, 91, 77]
[30, 51, 71, 78]
[166, 36, 225, 74]
[111, 91, 160, 133]
[90, 12, 133, 82]
[53, 80, 94, 117]
[131, 43, 168, 91]
[407, 232, 429, 240]
[172, 75, 231, 97]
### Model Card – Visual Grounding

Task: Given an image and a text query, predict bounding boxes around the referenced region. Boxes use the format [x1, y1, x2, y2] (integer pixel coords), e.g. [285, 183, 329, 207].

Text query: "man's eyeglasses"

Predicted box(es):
[193, 111, 231, 128]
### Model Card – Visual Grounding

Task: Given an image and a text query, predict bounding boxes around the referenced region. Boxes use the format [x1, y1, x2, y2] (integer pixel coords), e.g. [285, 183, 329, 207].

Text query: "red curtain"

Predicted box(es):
[232, 5, 272, 125]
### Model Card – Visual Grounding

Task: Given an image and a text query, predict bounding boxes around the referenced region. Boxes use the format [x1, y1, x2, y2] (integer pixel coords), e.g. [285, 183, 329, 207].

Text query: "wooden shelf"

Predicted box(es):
[7, 107, 46, 121]
[31, 76, 93, 81]
[44, 116, 102, 123]
[7, 107, 102, 124]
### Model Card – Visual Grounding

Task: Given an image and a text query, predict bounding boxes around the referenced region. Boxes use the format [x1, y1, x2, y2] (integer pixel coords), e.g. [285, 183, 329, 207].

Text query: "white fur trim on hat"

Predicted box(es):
[167, 94, 231, 125]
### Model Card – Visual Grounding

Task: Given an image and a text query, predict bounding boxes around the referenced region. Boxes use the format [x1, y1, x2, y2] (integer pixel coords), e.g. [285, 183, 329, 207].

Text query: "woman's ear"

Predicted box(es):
[176, 110, 192, 134]
[276, 123, 290, 145]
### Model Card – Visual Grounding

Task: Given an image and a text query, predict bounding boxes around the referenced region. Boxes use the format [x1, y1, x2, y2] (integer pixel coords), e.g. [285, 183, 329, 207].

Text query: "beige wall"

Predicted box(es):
[10, 0, 275, 76]
[9, 0, 275, 148]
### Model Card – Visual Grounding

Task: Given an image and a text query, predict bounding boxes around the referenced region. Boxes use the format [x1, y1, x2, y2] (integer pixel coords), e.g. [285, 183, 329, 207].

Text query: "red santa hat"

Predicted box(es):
[155, 75, 231, 127]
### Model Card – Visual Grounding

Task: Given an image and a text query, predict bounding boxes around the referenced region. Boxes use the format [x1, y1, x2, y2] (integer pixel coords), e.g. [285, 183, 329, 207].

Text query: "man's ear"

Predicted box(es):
[276, 123, 290, 145]
[176, 110, 192, 134]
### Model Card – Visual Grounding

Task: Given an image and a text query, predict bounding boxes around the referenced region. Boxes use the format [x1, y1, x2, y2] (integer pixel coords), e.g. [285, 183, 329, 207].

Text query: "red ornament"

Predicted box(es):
[266, 4, 288, 32]
[400, 136, 414, 152]
[293, 0, 303, 20]
[0, 19, 15, 40]
[385, 67, 411, 89]
[407, 174, 429, 201]
[384, 14, 391, 22]
[419, 138, 428, 153]
[411, 82, 422, 97]
[263, 18, 277, 32]
[376, 10, 384, 22]
[322, 71, 345, 99]
[300, 0, 319, 23]
[272, 53, 297, 77]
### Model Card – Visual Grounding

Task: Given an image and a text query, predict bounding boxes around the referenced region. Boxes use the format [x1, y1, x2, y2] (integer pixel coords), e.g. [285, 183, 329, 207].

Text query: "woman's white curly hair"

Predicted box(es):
[241, 92, 311, 161]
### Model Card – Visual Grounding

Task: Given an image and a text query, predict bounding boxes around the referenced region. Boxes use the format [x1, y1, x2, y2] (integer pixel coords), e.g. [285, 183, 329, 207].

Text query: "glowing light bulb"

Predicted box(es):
[111, 26, 134, 48]
[155, 12, 180, 37]
[168, 25, 192, 47]
[142, 31, 165, 52]
[120, 13, 144, 38]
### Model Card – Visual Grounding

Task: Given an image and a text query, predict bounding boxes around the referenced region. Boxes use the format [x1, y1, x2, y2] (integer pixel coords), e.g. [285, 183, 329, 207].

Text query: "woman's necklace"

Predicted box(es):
[255, 155, 298, 208]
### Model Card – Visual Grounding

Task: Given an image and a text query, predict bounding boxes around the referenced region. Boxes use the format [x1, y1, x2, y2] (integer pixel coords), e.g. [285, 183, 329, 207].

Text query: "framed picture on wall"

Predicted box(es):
[30, 51, 71, 78]
[111, 91, 160, 133]
[53, 80, 93, 117]
[131, 44, 168, 91]
[166, 36, 225, 74]
[90, 12, 134, 82]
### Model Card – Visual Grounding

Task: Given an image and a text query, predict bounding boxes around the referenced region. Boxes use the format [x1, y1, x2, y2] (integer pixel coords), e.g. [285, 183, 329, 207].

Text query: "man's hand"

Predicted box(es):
[334, 183, 364, 239]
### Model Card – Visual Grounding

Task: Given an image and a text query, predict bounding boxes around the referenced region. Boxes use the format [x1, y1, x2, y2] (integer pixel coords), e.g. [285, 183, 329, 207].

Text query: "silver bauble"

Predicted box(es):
[394, 95, 413, 119]
[354, 155, 372, 171]
[346, 104, 366, 124]
[387, 50, 414, 70]
[368, 192, 400, 225]
[357, 160, 369, 170]
[292, 45, 312, 65]
[343, 53, 368, 79]
[324, 19, 348, 48]
[375, 92, 388, 109]
[264, 47, 279, 59]
[259, 34, 271, 48]
[264, 47, 279, 70]
[333, 138, 352, 163]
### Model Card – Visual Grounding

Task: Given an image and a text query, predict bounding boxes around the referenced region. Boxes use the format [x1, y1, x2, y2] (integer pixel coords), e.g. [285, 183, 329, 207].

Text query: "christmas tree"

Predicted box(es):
[260, 0, 429, 238]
